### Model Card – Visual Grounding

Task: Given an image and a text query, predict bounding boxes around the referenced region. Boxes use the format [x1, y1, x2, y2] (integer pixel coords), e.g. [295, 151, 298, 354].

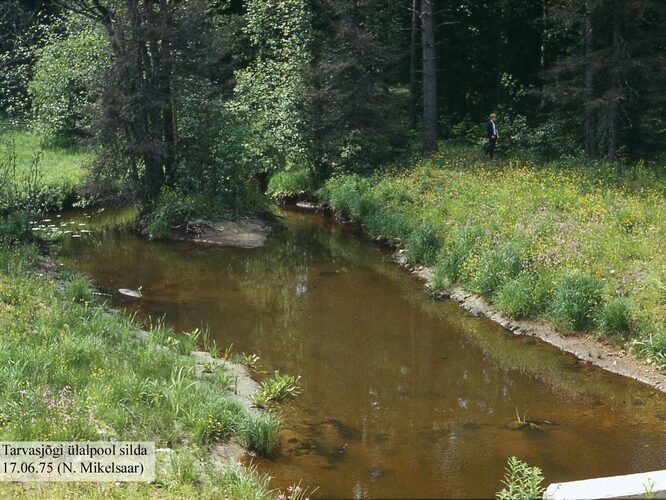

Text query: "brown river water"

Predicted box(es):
[54, 207, 666, 498]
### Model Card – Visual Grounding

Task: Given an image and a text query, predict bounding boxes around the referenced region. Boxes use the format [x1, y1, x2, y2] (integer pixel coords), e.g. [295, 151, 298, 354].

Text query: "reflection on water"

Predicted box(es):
[56, 207, 666, 498]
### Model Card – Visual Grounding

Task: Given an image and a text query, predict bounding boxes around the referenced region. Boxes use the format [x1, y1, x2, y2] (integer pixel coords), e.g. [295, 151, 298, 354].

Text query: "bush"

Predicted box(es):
[551, 272, 603, 331]
[599, 297, 634, 337]
[405, 222, 441, 265]
[0, 211, 29, 241]
[267, 168, 314, 199]
[472, 241, 524, 297]
[30, 27, 111, 143]
[145, 189, 207, 240]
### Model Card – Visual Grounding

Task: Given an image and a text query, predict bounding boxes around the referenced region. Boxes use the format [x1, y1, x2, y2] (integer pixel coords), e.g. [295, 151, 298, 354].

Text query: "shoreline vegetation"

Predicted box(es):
[303, 147, 666, 388]
[0, 243, 295, 498]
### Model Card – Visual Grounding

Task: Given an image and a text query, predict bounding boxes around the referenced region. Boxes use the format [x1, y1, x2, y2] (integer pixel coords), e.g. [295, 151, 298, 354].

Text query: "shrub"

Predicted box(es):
[0, 211, 29, 241]
[496, 456, 545, 500]
[472, 241, 524, 297]
[405, 222, 441, 265]
[250, 371, 301, 408]
[267, 168, 314, 200]
[550, 272, 603, 331]
[599, 297, 634, 338]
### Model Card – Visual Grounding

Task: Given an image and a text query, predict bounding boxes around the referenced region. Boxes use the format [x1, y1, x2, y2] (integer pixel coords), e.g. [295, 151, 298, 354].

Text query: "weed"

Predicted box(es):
[472, 242, 524, 297]
[63, 274, 94, 304]
[496, 456, 545, 500]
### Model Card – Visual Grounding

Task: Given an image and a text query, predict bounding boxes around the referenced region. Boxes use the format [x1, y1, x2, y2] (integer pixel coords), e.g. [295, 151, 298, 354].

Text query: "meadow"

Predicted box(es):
[318, 148, 666, 365]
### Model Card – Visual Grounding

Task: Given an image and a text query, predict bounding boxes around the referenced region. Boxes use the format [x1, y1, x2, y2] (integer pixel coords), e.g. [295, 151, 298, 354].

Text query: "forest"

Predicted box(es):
[0, 0, 665, 498]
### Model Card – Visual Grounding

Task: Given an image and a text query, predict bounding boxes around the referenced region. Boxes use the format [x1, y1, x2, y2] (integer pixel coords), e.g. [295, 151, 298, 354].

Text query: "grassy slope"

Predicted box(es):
[318, 146, 666, 364]
[0, 245, 275, 499]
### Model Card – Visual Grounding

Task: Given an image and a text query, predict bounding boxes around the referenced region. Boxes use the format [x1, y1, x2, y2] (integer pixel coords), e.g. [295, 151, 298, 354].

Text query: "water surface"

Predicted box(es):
[56, 207, 666, 498]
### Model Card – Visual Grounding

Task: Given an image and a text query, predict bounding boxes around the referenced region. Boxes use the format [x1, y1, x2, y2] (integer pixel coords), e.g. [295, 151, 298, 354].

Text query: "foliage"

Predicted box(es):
[472, 241, 525, 297]
[240, 412, 281, 456]
[497, 274, 549, 319]
[30, 24, 111, 143]
[267, 168, 314, 200]
[405, 222, 441, 265]
[496, 456, 545, 500]
[232, 0, 313, 175]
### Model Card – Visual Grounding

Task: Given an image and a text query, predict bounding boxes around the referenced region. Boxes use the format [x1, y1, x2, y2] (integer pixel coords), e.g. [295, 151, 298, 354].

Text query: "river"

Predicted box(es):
[54, 206, 666, 498]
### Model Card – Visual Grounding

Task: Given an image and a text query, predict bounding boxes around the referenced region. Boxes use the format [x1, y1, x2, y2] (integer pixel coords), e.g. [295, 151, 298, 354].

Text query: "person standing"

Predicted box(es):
[485, 113, 499, 159]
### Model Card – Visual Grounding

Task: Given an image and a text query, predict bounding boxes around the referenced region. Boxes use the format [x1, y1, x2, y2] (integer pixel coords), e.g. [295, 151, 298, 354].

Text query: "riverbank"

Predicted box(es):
[312, 150, 666, 388]
[0, 244, 279, 498]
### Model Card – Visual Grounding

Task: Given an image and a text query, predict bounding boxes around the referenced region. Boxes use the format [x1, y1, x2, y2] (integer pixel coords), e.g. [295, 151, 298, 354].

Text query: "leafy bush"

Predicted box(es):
[551, 272, 603, 331]
[405, 222, 441, 265]
[599, 297, 634, 337]
[267, 168, 314, 199]
[145, 189, 207, 240]
[472, 242, 524, 297]
[496, 456, 545, 500]
[30, 27, 111, 143]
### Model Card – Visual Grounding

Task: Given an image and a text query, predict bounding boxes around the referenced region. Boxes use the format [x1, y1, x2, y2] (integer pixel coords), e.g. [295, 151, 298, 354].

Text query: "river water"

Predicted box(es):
[55, 207, 666, 498]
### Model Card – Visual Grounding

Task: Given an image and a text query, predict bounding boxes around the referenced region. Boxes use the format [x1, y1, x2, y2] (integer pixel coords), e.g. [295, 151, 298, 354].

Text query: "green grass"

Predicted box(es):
[0, 125, 92, 189]
[0, 244, 277, 498]
[0, 124, 92, 212]
[319, 146, 666, 363]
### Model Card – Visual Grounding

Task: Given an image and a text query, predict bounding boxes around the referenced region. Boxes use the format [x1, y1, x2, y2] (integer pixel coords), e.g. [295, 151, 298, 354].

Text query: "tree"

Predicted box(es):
[421, 0, 438, 153]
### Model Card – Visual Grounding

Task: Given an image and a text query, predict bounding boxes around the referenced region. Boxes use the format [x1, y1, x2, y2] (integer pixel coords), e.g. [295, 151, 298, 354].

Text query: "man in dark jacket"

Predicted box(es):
[485, 113, 499, 159]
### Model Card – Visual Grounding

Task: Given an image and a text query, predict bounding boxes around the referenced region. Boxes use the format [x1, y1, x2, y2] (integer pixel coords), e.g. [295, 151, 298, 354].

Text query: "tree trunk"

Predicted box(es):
[584, 0, 597, 160]
[608, 1, 624, 162]
[409, 0, 420, 130]
[421, 0, 438, 153]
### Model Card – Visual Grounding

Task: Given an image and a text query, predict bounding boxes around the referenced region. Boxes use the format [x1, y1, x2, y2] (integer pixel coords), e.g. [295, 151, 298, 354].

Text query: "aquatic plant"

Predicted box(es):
[251, 371, 301, 408]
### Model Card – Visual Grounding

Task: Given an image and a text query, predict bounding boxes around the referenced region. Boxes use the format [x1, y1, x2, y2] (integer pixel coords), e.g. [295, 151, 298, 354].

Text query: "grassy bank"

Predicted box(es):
[316, 148, 666, 365]
[0, 244, 279, 498]
[0, 125, 92, 212]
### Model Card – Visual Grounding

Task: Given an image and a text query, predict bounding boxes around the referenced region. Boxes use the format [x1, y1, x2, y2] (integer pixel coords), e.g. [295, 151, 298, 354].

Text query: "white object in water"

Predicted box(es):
[119, 288, 142, 299]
